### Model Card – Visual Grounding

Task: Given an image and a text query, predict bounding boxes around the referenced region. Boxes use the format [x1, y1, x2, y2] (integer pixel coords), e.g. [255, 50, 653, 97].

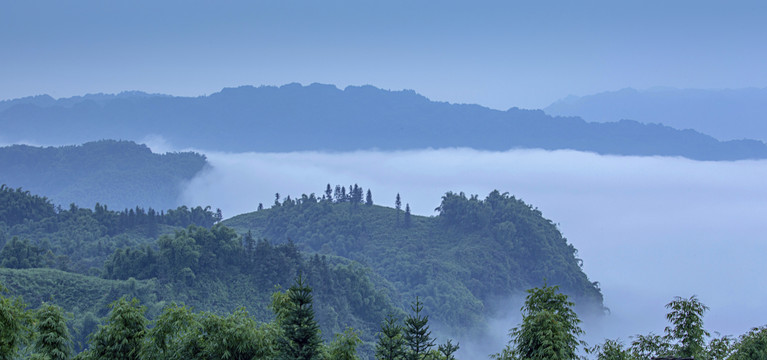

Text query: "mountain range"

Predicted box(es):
[545, 87, 767, 142]
[2, 83, 766, 160]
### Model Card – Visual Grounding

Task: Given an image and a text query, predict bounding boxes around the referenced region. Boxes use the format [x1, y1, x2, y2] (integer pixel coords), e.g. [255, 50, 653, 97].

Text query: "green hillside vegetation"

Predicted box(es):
[2, 185, 765, 359]
[2, 276, 765, 359]
[0, 185, 222, 275]
[0, 186, 401, 356]
[0, 140, 207, 210]
[224, 186, 604, 333]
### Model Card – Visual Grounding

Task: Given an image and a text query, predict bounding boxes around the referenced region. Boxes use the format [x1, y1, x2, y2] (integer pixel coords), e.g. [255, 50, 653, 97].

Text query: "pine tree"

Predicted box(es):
[334, 185, 342, 203]
[32, 303, 72, 360]
[438, 339, 460, 360]
[376, 314, 406, 360]
[277, 276, 323, 360]
[395, 194, 402, 225]
[366, 190, 373, 206]
[404, 204, 411, 228]
[325, 184, 333, 201]
[404, 297, 434, 360]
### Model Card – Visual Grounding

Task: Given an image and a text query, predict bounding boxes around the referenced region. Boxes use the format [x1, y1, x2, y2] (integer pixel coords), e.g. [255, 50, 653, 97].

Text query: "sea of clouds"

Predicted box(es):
[173, 146, 767, 356]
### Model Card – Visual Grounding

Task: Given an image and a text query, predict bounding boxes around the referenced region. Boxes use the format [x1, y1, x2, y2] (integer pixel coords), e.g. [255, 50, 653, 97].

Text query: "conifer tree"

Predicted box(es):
[376, 314, 406, 360]
[32, 303, 72, 360]
[277, 276, 323, 360]
[404, 297, 434, 360]
[366, 189, 373, 206]
[325, 184, 333, 201]
[395, 194, 402, 224]
[404, 204, 411, 228]
[438, 339, 459, 360]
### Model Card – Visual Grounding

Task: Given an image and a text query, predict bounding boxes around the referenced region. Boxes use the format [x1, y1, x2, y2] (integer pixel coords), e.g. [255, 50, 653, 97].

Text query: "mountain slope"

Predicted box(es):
[0, 187, 401, 357]
[0, 140, 207, 210]
[545, 87, 767, 142]
[224, 189, 604, 334]
[2, 84, 765, 160]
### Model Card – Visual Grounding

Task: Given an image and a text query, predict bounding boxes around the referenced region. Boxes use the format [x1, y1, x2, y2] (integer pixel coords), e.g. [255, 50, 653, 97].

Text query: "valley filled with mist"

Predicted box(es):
[178, 144, 767, 350]
[2, 135, 765, 359]
[3, 1, 767, 358]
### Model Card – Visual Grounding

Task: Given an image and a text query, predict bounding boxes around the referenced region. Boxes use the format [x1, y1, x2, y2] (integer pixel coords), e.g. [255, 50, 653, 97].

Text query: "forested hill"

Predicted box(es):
[224, 188, 604, 333]
[2, 84, 765, 160]
[0, 186, 400, 357]
[0, 140, 207, 210]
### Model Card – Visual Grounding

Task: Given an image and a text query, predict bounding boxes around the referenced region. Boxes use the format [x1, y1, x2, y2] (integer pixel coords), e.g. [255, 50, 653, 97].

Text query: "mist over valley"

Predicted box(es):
[177, 146, 767, 351]
[3, 1, 767, 357]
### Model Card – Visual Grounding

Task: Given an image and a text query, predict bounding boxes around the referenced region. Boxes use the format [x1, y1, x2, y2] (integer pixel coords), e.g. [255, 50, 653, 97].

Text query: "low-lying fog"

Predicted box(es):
[176, 146, 767, 355]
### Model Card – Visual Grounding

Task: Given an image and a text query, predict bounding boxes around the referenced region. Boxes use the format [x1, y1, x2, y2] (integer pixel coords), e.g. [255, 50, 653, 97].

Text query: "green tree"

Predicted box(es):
[437, 339, 459, 360]
[366, 190, 373, 206]
[80, 297, 147, 360]
[664, 295, 709, 358]
[492, 284, 584, 360]
[404, 204, 411, 228]
[376, 314, 406, 360]
[142, 303, 197, 360]
[276, 276, 323, 360]
[404, 297, 435, 360]
[395, 194, 402, 225]
[0, 237, 47, 269]
[729, 326, 767, 360]
[0, 284, 30, 360]
[587, 339, 630, 360]
[705, 334, 734, 360]
[32, 303, 72, 360]
[328, 327, 362, 360]
[628, 333, 670, 359]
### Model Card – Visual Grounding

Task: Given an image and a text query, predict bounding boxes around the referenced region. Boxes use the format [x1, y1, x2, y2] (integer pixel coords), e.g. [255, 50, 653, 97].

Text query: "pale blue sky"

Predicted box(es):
[2, 0, 766, 109]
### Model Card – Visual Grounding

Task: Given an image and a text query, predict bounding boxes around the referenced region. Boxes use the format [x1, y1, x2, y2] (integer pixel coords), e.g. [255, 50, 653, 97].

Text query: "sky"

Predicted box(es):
[3, 0, 767, 109]
[174, 146, 767, 356]
[4, 0, 767, 355]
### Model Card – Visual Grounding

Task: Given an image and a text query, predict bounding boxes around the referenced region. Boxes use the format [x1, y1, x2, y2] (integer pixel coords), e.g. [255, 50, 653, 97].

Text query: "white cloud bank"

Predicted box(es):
[180, 148, 767, 352]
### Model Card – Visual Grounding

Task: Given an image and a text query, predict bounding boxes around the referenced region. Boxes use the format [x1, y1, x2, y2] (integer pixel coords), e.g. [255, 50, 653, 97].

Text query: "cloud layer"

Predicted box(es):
[180, 148, 767, 352]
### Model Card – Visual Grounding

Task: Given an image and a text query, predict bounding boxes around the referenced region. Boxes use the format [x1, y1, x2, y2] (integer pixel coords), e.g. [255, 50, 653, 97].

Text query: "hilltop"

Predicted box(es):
[224, 187, 604, 333]
[0, 140, 207, 210]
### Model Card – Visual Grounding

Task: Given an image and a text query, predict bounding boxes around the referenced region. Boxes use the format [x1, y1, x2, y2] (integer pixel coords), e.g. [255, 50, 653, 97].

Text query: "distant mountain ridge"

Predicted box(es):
[545, 87, 767, 142]
[0, 91, 169, 113]
[0, 140, 207, 210]
[2, 83, 766, 160]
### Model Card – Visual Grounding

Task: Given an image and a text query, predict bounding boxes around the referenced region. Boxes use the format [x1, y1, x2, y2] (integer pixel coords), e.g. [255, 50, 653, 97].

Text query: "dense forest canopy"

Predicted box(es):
[224, 186, 604, 334]
[0, 140, 207, 210]
[1, 183, 764, 358]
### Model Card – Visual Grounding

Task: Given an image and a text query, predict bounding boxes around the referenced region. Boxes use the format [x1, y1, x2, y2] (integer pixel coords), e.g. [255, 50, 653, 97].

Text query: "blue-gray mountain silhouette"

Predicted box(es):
[2, 83, 765, 160]
[545, 87, 767, 142]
